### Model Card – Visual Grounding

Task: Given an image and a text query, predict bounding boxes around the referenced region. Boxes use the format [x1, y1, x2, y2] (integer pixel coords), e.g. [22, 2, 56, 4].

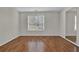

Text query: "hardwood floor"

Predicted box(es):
[0, 36, 78, 52]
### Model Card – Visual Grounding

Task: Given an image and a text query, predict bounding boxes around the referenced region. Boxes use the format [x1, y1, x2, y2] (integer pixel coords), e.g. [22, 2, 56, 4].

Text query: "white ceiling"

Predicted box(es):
[16, 7, 65, 12]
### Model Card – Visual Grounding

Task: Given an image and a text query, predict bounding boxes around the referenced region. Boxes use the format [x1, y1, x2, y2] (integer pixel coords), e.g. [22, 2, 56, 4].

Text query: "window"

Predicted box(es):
[28, 16, 44, 31]
[74, 15, 77, 31]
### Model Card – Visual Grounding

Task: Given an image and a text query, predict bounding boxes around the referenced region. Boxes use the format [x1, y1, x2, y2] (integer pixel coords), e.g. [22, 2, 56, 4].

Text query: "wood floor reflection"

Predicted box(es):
[0, 36, 78, 52]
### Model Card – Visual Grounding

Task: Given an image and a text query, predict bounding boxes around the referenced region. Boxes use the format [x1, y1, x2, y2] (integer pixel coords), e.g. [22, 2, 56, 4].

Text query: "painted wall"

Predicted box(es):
[59, 8, 73, 38]
[65, 12, 76, 36]
[77, 8, 79, 36]
[0, 7, 19, 46]
[19, 12, 60, 36]
[76, 8, 79, 45]
[59, 11, 66, 37]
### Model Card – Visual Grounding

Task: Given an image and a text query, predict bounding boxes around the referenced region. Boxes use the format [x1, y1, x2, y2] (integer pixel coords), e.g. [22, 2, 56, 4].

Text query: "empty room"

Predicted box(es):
[0, 7, 79, 52]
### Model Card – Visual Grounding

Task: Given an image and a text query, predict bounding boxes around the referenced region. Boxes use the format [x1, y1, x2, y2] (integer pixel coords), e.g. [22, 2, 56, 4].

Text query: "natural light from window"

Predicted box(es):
[74, 15, 77, 31]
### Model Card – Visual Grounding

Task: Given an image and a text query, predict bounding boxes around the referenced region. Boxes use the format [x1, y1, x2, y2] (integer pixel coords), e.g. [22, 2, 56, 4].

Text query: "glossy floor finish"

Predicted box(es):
[0, 36, 78, 52]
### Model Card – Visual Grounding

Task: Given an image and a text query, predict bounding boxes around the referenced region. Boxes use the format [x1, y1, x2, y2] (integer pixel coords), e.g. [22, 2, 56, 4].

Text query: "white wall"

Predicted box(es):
[66, 12, 76, 36]
[59, 11, 66, 38]
[19, 12, 60, 36]
[59, 8, 72, 38]
[0, 7, 19, 46]
[77, 8, 79, 36]
[76, 8, 79, 45]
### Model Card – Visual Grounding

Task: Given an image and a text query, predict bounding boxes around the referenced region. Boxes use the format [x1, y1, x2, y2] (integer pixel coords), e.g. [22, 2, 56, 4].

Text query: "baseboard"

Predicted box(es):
[20, 34, 60, 36]
[60, 35, 79, 47]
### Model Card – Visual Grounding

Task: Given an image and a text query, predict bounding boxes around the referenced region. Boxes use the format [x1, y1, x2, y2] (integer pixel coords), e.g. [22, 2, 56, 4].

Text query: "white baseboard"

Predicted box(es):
[60, 35, 79, 47]
[19, 34, 60, 36]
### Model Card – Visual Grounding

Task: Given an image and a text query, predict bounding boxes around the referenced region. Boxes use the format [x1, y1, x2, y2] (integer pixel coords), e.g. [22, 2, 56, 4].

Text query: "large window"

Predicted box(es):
[28, 16, 44, 31]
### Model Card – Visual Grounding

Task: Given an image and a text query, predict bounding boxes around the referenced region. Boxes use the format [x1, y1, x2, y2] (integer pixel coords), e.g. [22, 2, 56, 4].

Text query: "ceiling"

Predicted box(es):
[16, 7, 66, 12]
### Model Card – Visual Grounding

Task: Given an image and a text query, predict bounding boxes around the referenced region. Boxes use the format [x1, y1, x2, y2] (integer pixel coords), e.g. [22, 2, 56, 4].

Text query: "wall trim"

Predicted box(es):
[60, 36, 79, 47]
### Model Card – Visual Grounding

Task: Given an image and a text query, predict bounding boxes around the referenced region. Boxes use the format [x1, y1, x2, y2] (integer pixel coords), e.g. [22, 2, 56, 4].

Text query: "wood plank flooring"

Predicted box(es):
[0, 36, 78, 52]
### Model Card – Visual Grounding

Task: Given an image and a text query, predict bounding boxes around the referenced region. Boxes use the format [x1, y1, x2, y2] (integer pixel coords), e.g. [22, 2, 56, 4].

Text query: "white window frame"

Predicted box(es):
[74, 15, 77, 31]
[28, 15, 44, 31]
